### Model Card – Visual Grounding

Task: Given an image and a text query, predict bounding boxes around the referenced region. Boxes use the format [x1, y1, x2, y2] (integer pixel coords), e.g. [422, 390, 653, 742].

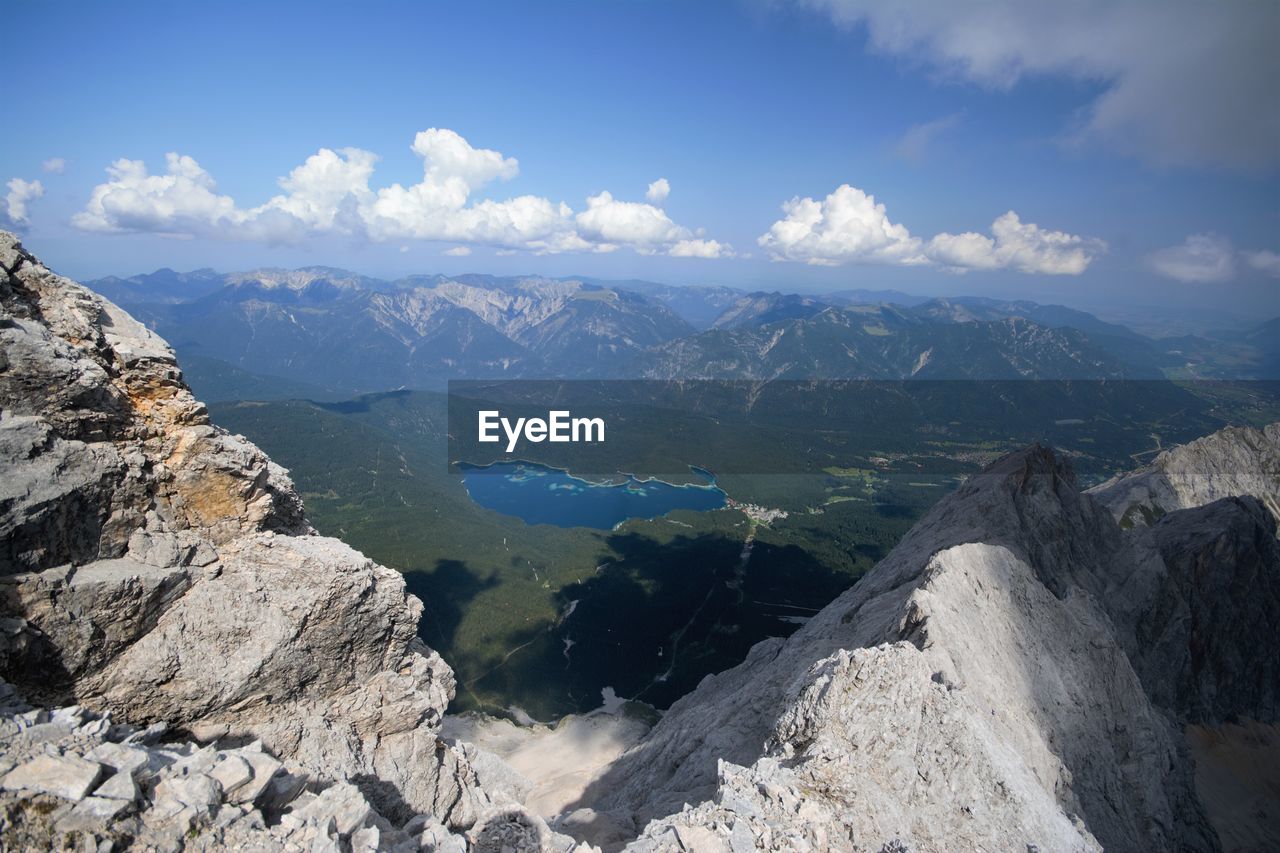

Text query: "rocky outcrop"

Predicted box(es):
[577, 428, 1279, 852]
[0, 236, 307, 573]
[1089, 423, 1280, 528]
[0, 232, 563, 847]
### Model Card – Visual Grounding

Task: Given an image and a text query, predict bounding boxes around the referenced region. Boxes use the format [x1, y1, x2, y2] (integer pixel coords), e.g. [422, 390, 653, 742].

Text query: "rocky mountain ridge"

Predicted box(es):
[84, 265, 1279, 400]
[100, 270, 695, 392]
[634, 307, 1147, 380]
[576, 429, 1279, 851]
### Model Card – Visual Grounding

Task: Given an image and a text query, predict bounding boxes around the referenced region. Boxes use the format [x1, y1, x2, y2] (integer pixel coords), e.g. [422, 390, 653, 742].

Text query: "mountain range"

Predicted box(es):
[85, 268, 1279, 399]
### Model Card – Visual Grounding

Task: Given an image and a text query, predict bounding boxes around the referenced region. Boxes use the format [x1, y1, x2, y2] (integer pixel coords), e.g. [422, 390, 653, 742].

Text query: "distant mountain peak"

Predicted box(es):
[226, 266, 372, 291]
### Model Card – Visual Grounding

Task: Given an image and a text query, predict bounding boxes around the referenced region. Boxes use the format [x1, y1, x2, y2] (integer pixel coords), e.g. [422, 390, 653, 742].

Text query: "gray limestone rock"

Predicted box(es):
[1, 754, 104, 801]
[1089, 422, 1280, 528]
[0, 230, 491, 844]
[0, 677, 579, 851]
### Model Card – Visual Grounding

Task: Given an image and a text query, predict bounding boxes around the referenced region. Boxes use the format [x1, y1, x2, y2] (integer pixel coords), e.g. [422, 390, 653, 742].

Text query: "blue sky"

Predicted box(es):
[3, 0, 1278, 323]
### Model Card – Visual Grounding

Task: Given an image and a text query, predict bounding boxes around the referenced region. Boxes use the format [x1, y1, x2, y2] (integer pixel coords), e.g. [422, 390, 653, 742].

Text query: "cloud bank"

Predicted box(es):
[1147, 234, 1280, 283]
[798, 0, 1280, 170]
[759, 184, 1099, 274]
[72, 129, 731, 259]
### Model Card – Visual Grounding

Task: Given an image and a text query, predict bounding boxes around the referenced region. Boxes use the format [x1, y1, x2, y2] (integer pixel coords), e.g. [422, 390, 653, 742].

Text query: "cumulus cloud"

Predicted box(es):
[576, 191, 685, 252]
[758, 185, 925, 267]
[72, 129, 730, 259]
[759, 184, 1098, 274]
[4, 178, 45, 226]
[797, 0, 1280, 169]
[1147, 235, 1280, 283]
[73, 154, 239, 238]
[444, 246, 472, 257]
[41, 158, 67, 175]
[929, 212, 1097, 275]
[646, 178, 670, 203]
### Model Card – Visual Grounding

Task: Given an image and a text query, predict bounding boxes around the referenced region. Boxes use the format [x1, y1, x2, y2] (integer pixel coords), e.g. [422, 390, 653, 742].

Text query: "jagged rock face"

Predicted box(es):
[1137, 496, 1280, 723]
[1089, 423, 1280, 528]
[1089, 427, 1280, 726]
[588, 432, 1279, 852]
[0, 233, 488, 831]
[0, 236, 306, 573]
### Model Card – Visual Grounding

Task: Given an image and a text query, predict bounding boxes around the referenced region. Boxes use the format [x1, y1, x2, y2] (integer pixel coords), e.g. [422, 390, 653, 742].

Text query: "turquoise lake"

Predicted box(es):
[459, 461, 726, 529]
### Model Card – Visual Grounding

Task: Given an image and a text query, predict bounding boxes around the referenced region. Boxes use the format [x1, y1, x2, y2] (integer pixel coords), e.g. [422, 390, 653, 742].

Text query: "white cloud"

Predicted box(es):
[559, 190, 736, 257]
[757, 184, 925, 266]
[411, 128, 518, 188]
[1146, 234, 1236, 283]
[444, 246, 472, 257]
[575, 191, 686, 253]
[1147, 235, 1280, 283]
[929, 211, 1098, 275]
[41, 158, 67, 175]
[72, 129, 728, 259]
[670, 238, 732, 259]
[4, 178, 46, 225]
[646, 178, 670, 203]
[73, 154, 241, 238]
[759, 185, 1099, 274]
[797, 1, 1280, 169]
[1244, 250, 1280, 279]
[266, 147, 379, 234]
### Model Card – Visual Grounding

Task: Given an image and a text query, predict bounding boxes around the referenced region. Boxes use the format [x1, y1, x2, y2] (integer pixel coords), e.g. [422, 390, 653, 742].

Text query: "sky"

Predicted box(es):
[3, 0, 1278, 324]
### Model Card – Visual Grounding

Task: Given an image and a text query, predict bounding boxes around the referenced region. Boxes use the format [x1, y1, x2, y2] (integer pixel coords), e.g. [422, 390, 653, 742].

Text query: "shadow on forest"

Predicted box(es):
[875, 502, 915, 519]
[481, 529, 851, 715]
[403, 559, 500, 654]
[315, 389, 413, 415]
